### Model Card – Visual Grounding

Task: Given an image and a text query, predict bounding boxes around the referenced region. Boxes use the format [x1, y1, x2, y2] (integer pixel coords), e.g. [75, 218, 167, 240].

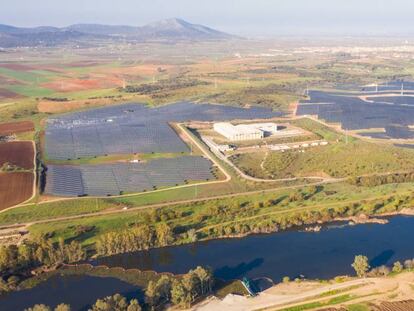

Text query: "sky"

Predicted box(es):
[1, 0, 413, 36]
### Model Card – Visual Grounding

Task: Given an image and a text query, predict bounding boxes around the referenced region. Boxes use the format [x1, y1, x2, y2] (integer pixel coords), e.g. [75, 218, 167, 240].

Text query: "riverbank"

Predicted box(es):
[91, 215, 414, 283]
[194, 271, 414, 311]
[3, 214, 414, 310]
[1, 263, 247, 309]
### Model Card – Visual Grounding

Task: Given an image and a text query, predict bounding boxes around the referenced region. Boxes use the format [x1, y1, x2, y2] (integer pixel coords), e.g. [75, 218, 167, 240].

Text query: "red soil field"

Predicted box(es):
[65, 61, 101, 67]
[0, 121, 35, 136]
[0, 88, 21, 100]
[379, 300, 414, 311]
[43, 76, 123, 92]
[0, 141, 34, 170]
[0, 172, 34, 210]
[0, 75, 23, 85]
[0, 63, 35, 71]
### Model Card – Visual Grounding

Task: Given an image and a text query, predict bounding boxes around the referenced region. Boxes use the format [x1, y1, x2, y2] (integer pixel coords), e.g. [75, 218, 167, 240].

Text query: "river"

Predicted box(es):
[93, 216, 414, 281]
[2, 216, 414, 310]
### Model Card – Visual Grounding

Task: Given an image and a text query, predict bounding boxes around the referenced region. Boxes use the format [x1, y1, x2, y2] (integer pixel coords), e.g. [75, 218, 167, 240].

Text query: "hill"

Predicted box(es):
[0, 18, 237, 47]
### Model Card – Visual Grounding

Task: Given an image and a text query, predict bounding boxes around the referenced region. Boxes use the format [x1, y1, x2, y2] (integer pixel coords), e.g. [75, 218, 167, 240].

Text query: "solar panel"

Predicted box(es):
[45, 156, 215, 197]
[297, 88, 414, 139]
[45, 102, 281, 160]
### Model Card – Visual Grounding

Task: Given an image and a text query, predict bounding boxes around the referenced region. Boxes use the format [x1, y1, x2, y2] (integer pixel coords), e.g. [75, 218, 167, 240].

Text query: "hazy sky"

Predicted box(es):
[1, 0, 413, 36]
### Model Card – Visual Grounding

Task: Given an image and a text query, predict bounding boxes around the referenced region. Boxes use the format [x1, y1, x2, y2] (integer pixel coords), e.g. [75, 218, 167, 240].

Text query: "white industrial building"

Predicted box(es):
[213, 122, 278, 141]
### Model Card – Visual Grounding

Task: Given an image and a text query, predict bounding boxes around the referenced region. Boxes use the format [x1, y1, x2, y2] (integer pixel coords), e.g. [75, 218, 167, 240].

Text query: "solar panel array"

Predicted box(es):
[45, 102, 280, 160]
[297, 89, 414, 139]
[361, 81, 414, 92]
[45, 156, 214, 197]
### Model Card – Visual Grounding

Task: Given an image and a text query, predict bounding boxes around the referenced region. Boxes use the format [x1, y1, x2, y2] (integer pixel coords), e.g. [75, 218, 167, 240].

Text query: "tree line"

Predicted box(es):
[0, 237, 85, 293]
[23, 266, 213, 311]
[96, 189, 413, 259]
[121, 78, 209, 95]
[352, 255, 414, 278]
[95, 223, 174, 256]
[349, 171, 414, 187]
[24, 294, 141, 311]
[145, 266, 213, 309]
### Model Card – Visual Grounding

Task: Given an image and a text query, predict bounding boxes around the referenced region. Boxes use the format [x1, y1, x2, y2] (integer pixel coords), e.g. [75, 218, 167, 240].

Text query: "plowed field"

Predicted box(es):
[0, 141, 34, 169]
[0, 172, 34, 210]
[0, 121, 34, 136]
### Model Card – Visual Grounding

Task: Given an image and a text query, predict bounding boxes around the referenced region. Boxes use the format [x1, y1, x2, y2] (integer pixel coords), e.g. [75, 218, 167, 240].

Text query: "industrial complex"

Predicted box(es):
[213, 122, 279, 141]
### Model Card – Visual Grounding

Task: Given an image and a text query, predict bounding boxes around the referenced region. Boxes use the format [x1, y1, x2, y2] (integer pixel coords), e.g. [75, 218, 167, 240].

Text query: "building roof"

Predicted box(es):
[214, 122, 262, 136]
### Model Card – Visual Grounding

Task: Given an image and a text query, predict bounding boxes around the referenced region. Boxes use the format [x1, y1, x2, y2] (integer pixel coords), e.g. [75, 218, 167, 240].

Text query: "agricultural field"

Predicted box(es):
[0, 120, 34, 136]
[0, 141, 34, 170]
[0, 121, 36, 209]
[0, 172, 34, 210]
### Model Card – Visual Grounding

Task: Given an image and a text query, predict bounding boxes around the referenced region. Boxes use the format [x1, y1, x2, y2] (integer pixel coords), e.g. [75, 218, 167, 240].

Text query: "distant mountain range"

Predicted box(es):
[0, 18, 237, 48]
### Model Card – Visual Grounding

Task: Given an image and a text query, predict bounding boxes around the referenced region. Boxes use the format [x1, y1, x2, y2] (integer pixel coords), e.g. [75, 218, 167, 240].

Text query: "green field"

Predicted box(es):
[230, 118, 414, 179]
[26, 181, 414, 248]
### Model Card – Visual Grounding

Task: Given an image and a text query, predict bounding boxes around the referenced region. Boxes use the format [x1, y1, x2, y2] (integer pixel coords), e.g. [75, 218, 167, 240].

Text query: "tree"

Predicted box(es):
[24, 305, 51, 311]
[182, 271, 199, 303]
[392, 261, 403, 273]
[54, 304, 71, 311]
[155, 223, 173, 246]
[187, 229, 198, 242]
[193, 266, 213, 295]
[91, 294, 128, 311]
[404, 259, 414, 270]
[156, 275, 172, 303]
[171, 279, 187, 306]
[126, 299, 141, 311]
[352, 255, 370, 278]
[378, 265, 391, 276]
[282, 276, 290, 283]
[145, 281, 160, 308]
[0, 277, 9, 293]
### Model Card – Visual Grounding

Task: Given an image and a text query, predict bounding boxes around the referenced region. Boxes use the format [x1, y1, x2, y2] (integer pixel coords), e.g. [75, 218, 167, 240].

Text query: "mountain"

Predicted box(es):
[64, 24, 138, 36]
[136, 18, 233, 40]
[0, 24, 60, 34]
[0, 18, 237, 47]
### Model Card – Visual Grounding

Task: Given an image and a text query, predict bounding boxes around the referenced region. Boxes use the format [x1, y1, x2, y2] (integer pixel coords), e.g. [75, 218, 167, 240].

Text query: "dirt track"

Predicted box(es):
[195, 272, 414, 311]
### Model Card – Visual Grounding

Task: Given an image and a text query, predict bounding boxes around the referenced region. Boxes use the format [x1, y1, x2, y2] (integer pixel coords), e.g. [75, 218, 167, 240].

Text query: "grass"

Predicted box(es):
[7, 84, 56, 97]
[262, 140, 414, 179]
[43, 152, 189, 165]
[346, 304, 371, 311]
[231, 118, 414, 179]
[0, 199, 117, 225]
[278, 294, 356, 311]
[0, 67, 52, 84]
[22, 181, 414, 247]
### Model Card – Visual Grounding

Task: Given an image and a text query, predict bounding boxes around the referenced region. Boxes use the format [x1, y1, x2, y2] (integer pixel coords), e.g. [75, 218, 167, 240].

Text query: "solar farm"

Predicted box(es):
[44, 102, 279, 197]
[45, 156, 214, 197]
[296, 82, 414, 140]
[45, 102, 280, 160]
